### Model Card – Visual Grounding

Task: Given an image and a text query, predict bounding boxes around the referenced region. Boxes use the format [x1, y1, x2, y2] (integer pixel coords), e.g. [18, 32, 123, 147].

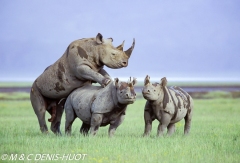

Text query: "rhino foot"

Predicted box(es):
[101, 78, 111, 87]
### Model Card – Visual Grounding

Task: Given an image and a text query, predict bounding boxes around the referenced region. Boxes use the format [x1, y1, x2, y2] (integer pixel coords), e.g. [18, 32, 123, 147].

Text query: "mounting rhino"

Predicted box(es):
[30, 33, 135, 134]
[142, 75, 193, 137]
[65, 77, 137, 137]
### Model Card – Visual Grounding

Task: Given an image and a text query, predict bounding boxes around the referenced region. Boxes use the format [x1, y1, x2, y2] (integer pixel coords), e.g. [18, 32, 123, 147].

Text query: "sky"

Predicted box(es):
[0, 1, 240, 82]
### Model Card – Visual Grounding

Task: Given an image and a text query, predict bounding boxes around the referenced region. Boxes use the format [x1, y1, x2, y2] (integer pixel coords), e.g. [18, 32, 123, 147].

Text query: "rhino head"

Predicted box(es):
[96, 33, 135, 69]
[142, 75, 167, 101]
[114, 77, 137, 104]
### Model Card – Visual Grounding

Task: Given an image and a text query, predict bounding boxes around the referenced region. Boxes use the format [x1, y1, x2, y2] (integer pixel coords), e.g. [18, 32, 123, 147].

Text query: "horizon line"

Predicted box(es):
[1, 77, 240, 82]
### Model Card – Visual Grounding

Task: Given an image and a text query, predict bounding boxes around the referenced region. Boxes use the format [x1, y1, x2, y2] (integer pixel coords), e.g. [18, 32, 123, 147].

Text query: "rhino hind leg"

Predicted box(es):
[50, 102, 65, 135]
[80, 123, 90, 136]
[184, 109, 192, 135]
[65, 100, 77, 135]
[30, 83, 48, 133]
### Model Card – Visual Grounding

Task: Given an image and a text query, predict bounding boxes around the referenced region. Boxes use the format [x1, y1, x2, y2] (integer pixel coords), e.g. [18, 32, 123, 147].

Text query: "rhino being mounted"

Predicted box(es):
[30, 33, 135, 134]
[65, 77, 137, 137]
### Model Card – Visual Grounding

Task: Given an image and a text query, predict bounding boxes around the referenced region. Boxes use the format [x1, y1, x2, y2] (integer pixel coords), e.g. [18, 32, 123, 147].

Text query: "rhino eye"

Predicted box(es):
[111, 53, 115, 56]
[120, 91, 123, 94]
[154, 90, 156, 92]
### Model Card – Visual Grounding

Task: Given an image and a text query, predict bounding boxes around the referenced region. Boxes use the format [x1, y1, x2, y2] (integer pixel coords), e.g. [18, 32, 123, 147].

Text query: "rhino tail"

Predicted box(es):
[185, 95, 189, 109]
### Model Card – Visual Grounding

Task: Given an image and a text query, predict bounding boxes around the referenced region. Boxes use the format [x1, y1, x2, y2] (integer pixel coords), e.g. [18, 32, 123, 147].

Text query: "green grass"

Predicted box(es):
[136, 81, 240, 87]
[0, 97, 240, 163]
[0, 92, 30, 100]
[0, 82, 33, 87]
[1, 81, 239, 87]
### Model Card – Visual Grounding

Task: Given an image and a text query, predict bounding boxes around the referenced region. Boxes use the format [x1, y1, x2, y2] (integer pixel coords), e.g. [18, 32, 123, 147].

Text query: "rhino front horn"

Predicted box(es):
[124, 38, 135, 58]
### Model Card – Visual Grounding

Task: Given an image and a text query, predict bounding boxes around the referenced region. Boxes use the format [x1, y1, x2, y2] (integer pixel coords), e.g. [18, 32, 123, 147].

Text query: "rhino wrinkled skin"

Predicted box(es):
[65, 78, 137, 137]
[142, 75, 194, 137]
[30, 33, 135, 134]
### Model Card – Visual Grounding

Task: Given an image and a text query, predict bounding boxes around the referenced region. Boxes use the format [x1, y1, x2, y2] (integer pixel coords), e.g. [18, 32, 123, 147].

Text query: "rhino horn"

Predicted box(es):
[128, 77, 133, 87]
[116, 41, 125, 51]
[124, 38, 135, 58]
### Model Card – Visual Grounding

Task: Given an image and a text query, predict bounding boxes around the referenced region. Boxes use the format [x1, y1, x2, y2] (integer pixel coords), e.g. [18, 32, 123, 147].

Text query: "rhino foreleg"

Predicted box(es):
[167, 123, 176, 136]
[109, 113, 125, 137]
[99, 68, 112, 81]
[143, 110, 153, 137]
[89, 113, 103, 136]
[157, 112, 171, 137]
[30, 83, 48, 133]
[77, 65, 111, 87]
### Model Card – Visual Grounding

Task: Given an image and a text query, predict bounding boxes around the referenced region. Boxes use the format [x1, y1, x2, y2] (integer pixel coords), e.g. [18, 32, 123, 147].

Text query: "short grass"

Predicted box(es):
[0, 82, 32, 87]
[0, 92, 30, 100]
[0, 96, 240, 163]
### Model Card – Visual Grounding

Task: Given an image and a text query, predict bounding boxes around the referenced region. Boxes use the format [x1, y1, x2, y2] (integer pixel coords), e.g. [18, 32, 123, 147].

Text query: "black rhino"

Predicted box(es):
[142, 75, 193, 137]
[65, 77, 137, 137]
[30, 33, 135, 134]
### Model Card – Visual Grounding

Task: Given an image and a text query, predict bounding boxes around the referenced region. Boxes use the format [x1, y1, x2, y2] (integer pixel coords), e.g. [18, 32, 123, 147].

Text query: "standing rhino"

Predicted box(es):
[142, 75, 193, 137]
[30, 33, 135, 134]
[65, 77, 137, 137]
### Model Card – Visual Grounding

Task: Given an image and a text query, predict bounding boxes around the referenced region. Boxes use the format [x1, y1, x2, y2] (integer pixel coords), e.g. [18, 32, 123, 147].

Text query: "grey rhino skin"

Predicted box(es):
[30, 33, 135, 134]
[142, 75, 194, 137]
[65, 77, 137, 137]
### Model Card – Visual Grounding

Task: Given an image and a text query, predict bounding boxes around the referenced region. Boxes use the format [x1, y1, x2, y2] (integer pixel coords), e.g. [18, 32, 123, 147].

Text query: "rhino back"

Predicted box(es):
[67, 38, 103, 73]
[91, 83, 116, 114]
[70, 85, 101, 124]
[36, 57, 86, 99]
[167, 88, 191, 123]
[35, 38, 100, 99]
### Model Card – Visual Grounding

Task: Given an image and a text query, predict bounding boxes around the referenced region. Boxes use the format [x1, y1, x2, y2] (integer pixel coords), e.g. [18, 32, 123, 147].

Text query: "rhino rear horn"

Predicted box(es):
[116, 41, 125, 51]
[124, 38, 135, 58]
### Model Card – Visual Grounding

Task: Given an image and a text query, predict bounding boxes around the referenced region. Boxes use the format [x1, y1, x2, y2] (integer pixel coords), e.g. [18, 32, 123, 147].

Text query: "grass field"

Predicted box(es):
[0, 94, 240, 163]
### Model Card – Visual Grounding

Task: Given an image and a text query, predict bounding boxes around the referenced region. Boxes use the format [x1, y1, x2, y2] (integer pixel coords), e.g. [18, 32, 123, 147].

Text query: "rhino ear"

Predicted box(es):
[160, 77, 167, 87]
[132, 77, 137, 86]
[144, 75, 150, 86]
[96, 33, 103, 44]
[116, 40, 125, 51]
[114, 78, 119, 87]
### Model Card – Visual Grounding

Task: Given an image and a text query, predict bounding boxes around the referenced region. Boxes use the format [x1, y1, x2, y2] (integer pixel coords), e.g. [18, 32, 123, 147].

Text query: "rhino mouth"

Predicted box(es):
[117, 62, 128, 68]
[118, 97, 135, 104]
[122, 98, 136, 102]
[124, 99, 135, 104]
[117, 61, 128, 67]
[106, 62, 127, 69]
[142, 93, 152, 99]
